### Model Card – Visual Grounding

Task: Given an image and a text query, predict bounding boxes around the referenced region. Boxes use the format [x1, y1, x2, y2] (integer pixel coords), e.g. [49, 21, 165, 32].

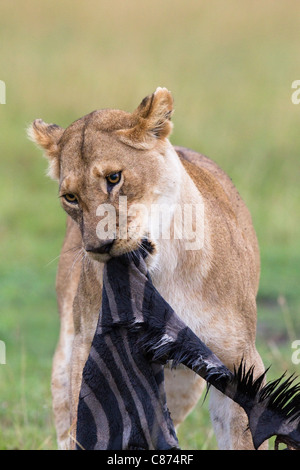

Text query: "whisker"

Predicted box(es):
[45, 244, 83, 267]
[63, 244, 83, 254]
[136, 239, 162, 274]
[45, 253, 62, 267]
[64, 247, 85, 281]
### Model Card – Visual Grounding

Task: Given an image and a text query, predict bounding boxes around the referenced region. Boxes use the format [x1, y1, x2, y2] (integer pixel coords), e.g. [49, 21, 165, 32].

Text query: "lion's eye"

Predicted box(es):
[106, 172, 121, 186]
[63, 193, 78, 204]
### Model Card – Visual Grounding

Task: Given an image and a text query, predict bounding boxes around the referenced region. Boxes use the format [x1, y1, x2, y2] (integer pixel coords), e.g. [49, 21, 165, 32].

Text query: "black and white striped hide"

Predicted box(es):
[76, 244, 300, 450]
[76, 245, 179, 450]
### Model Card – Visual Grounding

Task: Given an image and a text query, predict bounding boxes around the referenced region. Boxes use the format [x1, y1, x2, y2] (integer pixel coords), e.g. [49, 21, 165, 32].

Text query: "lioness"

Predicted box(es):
[29, 88, 266, 450]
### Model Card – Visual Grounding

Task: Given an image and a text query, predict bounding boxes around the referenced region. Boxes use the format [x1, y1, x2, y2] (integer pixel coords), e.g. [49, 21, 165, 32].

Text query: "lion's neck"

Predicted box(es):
[149, 144, 207, 282]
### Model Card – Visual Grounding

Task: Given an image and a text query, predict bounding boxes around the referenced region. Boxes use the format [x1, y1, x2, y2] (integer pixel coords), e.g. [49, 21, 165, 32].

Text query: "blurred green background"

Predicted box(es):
[0, 0, 299, 450]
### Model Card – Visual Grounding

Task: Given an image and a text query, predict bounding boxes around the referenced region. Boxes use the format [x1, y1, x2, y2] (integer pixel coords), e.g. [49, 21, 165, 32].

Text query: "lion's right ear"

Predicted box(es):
[116, 87, 174, 149]
[27, 119, 64, 180]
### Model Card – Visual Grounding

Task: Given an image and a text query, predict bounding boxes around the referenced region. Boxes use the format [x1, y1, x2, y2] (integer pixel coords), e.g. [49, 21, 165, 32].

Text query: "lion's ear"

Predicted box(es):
[27, 119, 64, 180]
[117, 87, 174, 149]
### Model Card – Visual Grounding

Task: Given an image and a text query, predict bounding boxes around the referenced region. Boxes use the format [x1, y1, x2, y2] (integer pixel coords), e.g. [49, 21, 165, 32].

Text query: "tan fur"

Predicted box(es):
[29, 87, 266, 450]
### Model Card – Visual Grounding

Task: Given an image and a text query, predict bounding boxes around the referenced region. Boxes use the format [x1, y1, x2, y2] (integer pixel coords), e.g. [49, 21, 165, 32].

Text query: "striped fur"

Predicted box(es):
[76, 243, 300, 450]
[76, 244, 179, 450]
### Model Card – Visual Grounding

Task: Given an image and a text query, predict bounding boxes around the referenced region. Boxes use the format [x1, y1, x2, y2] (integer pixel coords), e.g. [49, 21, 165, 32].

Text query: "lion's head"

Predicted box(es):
[28, 87, 182, 262]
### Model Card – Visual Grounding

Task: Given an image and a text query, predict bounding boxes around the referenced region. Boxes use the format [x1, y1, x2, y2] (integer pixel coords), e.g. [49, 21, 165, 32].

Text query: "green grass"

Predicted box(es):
[1, 0, 300, 450]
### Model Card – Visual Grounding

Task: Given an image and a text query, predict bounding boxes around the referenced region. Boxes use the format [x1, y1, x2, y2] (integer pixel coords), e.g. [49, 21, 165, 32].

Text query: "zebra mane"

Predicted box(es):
[232, 360, 300, 422]
[134, 322, 300, 450]
[230, 361, 300, 449]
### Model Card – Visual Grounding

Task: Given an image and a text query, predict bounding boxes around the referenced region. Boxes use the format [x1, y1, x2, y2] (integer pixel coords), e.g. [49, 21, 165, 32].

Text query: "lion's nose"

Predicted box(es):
[85, 239, 115, 254]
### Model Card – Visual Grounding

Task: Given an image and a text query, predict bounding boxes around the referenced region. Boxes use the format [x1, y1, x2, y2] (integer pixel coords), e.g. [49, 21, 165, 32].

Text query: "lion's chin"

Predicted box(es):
[86, 251, 112, 263]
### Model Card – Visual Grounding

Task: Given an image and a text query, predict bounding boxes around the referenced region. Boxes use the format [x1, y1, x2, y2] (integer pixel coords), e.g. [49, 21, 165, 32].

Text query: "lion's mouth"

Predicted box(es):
[85, 237, 156, 262]
[85, 239, 115, 255]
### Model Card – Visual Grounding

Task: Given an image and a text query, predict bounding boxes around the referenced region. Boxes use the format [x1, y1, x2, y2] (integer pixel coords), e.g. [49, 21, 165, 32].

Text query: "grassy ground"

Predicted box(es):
[0, 0, 299, 450]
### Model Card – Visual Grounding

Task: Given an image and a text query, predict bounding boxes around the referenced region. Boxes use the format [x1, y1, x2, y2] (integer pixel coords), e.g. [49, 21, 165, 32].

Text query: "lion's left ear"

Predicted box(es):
[117, 87, 174, 149]
[27, 119, 64, 180]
